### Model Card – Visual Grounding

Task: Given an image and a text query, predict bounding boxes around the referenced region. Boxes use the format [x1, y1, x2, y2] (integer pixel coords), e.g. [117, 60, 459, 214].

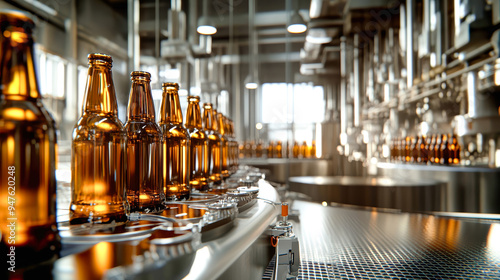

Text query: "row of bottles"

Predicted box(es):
[240, 140, 317, 159]
[389, 134, 461, 165]
[70, 54, 239, 225]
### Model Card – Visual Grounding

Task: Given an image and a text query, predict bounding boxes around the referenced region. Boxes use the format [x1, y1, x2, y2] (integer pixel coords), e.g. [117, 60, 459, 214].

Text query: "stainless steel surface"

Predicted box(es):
[183, 180, 279, 280]
[377, 162, 500, 213]
[288, 200, 500, 279]
[289, 176, 445, 212]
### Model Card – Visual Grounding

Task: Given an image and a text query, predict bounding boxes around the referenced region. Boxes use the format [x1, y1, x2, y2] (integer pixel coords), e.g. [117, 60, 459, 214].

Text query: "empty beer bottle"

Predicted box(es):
[159, 83, 190, 200]
[411, 136, 419, 163]
[217, 112, 230, 179]
[419, 135, 428, 163]
[124, 71, 164, 213]
[71, 53, 128, 225]
[450, 134, 461, 164]
[228, 119, 239, 173]
[203, 103, 222, 185]
[311, 140, 317, 158]
[267, 141, 274, 158]
[405, 136, 411, 162]
[0, 10, 60, 266]
[256, 140, 263, 158]
[440, 134, 451, 165]
[300, 141, 308, 158]
[292, 141, 300, 158]
[275, 140, 283, 158]
[186, 96, 209, 191]
[429, 135, 437, 164]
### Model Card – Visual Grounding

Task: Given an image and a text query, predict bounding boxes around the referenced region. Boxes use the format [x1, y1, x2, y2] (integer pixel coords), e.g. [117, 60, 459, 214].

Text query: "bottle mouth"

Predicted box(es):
[162, 82, 179, 91]
[187, 95, 200, 102]
[131, 71, 151, 80]
[203, 103, 213, 108]
[0, 10, 35, 33]
[88, 53, 113, 65]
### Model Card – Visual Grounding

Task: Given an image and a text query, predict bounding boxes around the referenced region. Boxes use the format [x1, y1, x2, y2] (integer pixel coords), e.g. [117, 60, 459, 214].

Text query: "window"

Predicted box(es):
[260, 82, 324, 145]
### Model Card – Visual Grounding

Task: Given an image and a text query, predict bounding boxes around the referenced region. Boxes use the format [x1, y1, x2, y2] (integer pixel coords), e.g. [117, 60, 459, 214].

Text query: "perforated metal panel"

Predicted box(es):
[264, 200, 500, 279]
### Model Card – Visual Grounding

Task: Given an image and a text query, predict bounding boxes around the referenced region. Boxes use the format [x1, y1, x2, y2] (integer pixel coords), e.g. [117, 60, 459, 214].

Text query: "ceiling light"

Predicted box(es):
[197, 16, 217, 35]
[244, 74, 259, 89]
[287, 10, 307, 34]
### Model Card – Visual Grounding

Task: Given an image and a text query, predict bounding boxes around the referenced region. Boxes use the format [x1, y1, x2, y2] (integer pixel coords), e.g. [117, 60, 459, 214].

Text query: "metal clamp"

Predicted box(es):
[267, 202, 300, 280]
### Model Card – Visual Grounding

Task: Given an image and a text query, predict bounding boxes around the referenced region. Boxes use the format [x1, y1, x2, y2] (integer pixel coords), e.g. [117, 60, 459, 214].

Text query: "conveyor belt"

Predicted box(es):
[288, 200, 500, 279]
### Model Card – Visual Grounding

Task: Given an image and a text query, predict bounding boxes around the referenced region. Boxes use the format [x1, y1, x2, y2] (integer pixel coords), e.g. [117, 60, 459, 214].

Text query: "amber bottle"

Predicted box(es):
[217, 112, 230, 179]
[186, 96, 209, 191]
[419, 135, 428, 163]
[300, 141, 309, 158]
[433, 134, 442, 164]
[228, 119, 239, 173]
[450, 134, 460, 164]
[124, 71, 164, 213]
[256, 140, 263, 158]
[267, 141, 274, 158]
[411, 136, 419, 163]
[292, 141, 300, 158]
[159, 83, 190, 200]
[428, 135, 436, 164]
[310, 140, 317, 158]
[0, 11, 60, 266]
[71, 54, 128, 225]
[203, 103, 222, 185]
[275, 140, 283, 158]
[404, 136, 410, 162]
[440, 134, 451, 165]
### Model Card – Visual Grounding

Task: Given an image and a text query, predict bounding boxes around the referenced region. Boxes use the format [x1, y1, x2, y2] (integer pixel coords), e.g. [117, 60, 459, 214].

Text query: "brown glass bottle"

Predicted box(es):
[159, 83, 190, 200]
[434, 134, 442, 164]
[267, 141, 274, 158]
[429, 135, 436, 164]
[450, 134, 460, 164]
[217, 112, 230, 179]
[124, 71, 164, 213]
[202, 103, 222, 185]
[228, 119, 239, 173]
[300, 141, 308, 158]
[186, 96, 209, 191]
[292, 141, 300, 158]
[0, 11, 60, 266]
[71, 54, 128, 225]
[440, 134, 451, 165]
[411, 136, 419, 163]
[275, 140, 283, 158]
[419, 135, 428, 163]
[310, 140, 317, 158]
[404, 136, 411, 162]
[256, 140, 263, 158]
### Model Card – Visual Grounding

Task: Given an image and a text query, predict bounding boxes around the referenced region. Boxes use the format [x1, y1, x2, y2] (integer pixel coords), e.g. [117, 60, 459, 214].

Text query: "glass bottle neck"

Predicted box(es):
[127, 79, 155, 121]
[217, 113, 225, 135]
[160, 90, 183, 124]
[83, 63, 119, 115]
[185, 101, 202, 129]
[0, 33, 41, 100]
[203, 107, 216, 132]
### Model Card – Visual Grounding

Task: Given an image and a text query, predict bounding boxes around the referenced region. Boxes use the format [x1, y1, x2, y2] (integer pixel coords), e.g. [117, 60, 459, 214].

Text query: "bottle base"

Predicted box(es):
[69, 203, 128, 225]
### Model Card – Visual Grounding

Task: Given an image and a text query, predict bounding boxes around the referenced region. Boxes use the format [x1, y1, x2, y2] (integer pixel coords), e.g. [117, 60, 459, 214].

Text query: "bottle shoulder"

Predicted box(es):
[187, 127, 206, 139]
[73, 113, 124, 133]
[161, 123, 189, 138]
[124, 120, 162, 134]
[0, 99, 54, 126]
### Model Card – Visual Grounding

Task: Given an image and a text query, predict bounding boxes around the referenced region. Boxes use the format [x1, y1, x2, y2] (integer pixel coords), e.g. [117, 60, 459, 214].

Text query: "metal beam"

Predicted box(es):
[220, 52, 301, 64]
